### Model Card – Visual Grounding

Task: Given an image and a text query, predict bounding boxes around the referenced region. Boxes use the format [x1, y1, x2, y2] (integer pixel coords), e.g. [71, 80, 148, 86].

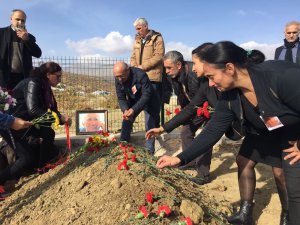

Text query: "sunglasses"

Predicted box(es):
[286, 32, 298, 35]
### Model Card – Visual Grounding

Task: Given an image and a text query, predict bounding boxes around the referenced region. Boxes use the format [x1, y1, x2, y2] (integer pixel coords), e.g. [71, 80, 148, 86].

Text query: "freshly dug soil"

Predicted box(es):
[0, 136, 281, 225]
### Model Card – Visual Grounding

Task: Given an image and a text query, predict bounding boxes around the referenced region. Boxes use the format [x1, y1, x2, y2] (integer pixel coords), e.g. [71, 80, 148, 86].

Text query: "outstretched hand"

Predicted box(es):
[283, 141, 300, 165]
[145, 126, 165, 140]
[156, 155, 181, 169]
[123, 109, 134, 120]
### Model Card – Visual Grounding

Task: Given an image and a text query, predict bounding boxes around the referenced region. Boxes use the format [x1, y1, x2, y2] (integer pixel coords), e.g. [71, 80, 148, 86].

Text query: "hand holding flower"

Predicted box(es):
[11, 118, 32, 130]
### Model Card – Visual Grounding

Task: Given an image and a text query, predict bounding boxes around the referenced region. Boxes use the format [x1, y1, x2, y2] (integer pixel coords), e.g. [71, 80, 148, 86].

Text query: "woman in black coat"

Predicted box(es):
[12, 62, 71, 169]
[154, 41, 300, 225]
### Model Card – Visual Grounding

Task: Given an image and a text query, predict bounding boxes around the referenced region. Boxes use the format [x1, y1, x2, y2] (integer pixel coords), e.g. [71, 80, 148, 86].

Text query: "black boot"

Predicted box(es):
[227, 201, 253, 225]
[279, 210, 288, 225]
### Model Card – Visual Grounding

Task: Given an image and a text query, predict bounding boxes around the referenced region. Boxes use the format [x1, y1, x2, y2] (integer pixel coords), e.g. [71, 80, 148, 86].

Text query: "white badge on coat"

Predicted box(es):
[259, 116, 284, 131]
[131, 85, 137, 94]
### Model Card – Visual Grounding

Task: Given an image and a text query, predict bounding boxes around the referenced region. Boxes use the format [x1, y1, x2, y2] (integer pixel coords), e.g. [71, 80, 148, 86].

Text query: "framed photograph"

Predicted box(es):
[76, 110, 108, 135]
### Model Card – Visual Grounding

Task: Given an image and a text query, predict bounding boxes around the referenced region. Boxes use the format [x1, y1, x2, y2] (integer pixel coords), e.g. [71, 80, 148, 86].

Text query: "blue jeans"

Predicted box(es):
[120, 108, 160, 153]
[120, 82, 161, 153]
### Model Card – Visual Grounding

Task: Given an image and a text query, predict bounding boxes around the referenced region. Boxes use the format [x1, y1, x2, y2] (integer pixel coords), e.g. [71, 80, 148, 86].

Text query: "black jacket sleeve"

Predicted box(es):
[163, 86, 207, 132]
[25, 79, 47, 117]
[177, 98, 234, 165]
[115, 79, 129, 112]
[23, 34, 42, 58]
[131, 74, 152, 114]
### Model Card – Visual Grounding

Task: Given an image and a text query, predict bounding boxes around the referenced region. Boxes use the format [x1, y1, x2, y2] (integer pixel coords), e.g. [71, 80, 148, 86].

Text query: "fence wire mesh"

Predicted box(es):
[33, 57, 177, 135]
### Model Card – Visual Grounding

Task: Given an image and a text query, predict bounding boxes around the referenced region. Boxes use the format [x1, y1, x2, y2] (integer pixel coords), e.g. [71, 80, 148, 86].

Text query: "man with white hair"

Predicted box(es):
[81, 113, 105, 132]
[275, 21, 300, 65]
[130, 18, 164, 126]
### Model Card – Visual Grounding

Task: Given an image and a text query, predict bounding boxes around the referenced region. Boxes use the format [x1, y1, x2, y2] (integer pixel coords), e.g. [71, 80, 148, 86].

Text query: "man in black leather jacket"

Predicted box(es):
[162, 50, 217, 184]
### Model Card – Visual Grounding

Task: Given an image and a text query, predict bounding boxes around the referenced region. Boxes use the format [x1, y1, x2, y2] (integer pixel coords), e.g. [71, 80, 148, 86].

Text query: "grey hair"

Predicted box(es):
[285, 21, 300, 30]
[133, 17, 148, 27]
[163, 51, 184, 64]
[11, 9, 27, 18]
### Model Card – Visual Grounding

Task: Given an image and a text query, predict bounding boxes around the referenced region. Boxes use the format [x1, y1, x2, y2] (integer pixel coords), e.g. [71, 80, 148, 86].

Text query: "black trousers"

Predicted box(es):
[28, 126, 58, 168]
[0, 130, 34, 184]
[282, 152, 300, 225]
[181, 121, 212, 178]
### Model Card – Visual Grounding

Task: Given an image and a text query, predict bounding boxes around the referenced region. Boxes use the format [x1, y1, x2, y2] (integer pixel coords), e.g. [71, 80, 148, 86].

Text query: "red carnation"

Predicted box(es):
[131, 154, 137, 162]
[135, 206, 149, 219]
[196, 101, 211, 119]
[166, 110, 172, 116]
[102, 132, 109, 137]
[156, 205, 171, 217]
[174, 107, 181, 115]
[118, 159, 129, 170]
[146, 192, 154, 204]
[179, 217, 193, 225]
[129, 146, 134, 152]
[88, 137, 94, 143]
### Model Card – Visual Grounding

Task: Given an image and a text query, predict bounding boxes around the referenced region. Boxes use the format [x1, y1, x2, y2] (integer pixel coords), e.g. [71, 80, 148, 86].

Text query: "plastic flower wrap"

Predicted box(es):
[0, 86, 16, 112]
[31, 109, 60, 129]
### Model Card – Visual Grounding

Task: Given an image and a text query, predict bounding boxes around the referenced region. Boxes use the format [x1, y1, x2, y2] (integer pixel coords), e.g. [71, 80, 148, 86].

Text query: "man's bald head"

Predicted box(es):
[113, 61, 130, 82]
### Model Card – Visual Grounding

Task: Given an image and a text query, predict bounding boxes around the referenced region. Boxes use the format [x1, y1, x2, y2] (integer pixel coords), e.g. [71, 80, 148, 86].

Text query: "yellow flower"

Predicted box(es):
[51, 110, 60, 129]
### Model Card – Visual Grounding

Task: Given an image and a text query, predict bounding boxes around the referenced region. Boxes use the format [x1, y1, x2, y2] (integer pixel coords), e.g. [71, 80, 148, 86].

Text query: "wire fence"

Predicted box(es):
[33, 57, 177, 135]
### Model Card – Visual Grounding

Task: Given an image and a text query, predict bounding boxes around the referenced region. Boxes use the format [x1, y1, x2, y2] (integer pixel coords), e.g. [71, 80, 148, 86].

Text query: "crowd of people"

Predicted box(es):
[1, 8, 300, 225]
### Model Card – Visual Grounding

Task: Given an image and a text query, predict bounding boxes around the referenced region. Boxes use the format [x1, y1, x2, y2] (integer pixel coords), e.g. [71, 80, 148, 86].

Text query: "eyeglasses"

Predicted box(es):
[51, 73, 62, 79]
[286, 31, 298, 35]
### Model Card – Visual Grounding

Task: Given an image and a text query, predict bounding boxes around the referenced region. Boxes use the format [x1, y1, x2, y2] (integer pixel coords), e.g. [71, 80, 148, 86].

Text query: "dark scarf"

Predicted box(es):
[43, 79, 58, 112]
[284, 37, 299, 62]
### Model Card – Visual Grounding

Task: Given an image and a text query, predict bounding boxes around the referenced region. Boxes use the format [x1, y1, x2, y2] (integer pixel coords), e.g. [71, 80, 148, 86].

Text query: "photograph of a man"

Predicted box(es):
[79, 113, 106, 132]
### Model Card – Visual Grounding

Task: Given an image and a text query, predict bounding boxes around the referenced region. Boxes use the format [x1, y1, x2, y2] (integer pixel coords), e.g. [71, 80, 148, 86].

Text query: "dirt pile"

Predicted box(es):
[0, 140, 232, 225]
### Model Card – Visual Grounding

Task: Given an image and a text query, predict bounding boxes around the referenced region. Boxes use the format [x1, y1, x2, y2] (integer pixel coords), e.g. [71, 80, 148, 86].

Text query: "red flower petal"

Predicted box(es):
[138, 206, 149, 218]
[103, 132, 109, 137]
[174, 107, 181, 115]
[203, 101, 209, 108]
[166, 110, 172, 116]
[180, 217, 193, 225]
[196, 107, 203, 117]
[203, 109, 210, 118]
[146, 192, 153, 204]
[156, 205, 171, 217]
[117, 159, 129, 170]
[131, 154, 137, 162]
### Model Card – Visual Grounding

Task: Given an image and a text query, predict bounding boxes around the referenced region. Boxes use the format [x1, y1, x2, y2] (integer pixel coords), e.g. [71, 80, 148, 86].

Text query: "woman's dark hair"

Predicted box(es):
[192, 42, 214, 59]
[31, 62, 62, 79]
[201, 41, 265, 69]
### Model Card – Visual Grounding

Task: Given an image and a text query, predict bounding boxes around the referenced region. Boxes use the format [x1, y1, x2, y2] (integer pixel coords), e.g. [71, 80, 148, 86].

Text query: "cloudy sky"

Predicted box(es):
[1, 0, 299, 60]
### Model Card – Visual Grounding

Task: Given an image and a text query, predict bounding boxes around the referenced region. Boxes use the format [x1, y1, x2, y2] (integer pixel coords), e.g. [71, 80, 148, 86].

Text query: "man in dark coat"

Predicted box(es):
[0, 9, 42, 89]
[162, 50, 212, 184]
[113, 61, 160, 154]
[274, 21, 300, 66]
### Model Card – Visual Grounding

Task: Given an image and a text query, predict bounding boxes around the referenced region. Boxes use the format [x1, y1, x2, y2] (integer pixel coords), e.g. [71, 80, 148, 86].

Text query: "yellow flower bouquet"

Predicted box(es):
[31, 109, 60, 129]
